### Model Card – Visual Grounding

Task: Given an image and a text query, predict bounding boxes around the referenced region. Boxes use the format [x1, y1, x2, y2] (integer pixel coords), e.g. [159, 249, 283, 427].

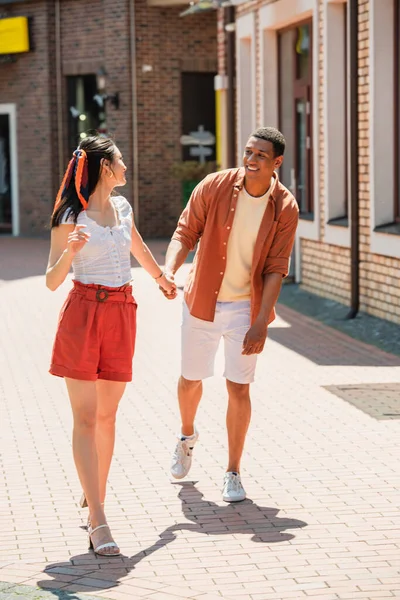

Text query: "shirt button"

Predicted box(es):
[215, 291, 218, 294]
[227, 226, 231, 230]
[223, 242, 227, 245]
[220, 272, 223, 275]
[222, 257, 226, 260]
[231, 208, 235, 211]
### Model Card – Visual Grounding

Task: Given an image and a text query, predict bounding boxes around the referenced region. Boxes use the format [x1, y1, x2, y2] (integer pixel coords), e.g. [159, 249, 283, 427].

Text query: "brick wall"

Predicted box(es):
[0, 0, 217, 237]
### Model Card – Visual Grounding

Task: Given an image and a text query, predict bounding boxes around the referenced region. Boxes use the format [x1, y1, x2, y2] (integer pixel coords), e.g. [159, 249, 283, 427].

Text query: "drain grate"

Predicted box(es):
[324, 383, 400, 420]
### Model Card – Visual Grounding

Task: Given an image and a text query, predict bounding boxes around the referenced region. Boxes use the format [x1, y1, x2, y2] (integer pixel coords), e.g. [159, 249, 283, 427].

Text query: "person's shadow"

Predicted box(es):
[39, 482, 307, 595]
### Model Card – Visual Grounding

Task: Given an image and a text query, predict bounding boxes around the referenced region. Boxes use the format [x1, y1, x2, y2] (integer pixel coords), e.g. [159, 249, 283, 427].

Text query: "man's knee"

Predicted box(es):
[226, 380, 250, 401]
[179, 376, 202, 392]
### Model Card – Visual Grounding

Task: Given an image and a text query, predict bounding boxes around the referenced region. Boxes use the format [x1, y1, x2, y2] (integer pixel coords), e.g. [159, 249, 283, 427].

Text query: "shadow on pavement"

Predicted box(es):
[270, 304, 400, 367]
[38, 482, 307, 595]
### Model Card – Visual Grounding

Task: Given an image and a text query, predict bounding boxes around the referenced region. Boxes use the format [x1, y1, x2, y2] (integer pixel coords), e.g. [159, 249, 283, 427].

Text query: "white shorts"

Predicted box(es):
[181, 301, 258, 384]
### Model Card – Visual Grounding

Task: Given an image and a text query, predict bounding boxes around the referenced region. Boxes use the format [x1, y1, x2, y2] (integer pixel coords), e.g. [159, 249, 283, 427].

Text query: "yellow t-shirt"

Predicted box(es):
[218, 179, 274, 302]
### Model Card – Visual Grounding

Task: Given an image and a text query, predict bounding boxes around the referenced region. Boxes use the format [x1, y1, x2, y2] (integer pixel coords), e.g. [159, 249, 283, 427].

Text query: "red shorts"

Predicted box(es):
[50, 281, 137, 382]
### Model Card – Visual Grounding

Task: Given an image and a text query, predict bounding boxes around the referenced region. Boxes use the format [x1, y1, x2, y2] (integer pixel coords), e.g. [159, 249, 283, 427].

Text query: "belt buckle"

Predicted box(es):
[96, 289, 109, 302]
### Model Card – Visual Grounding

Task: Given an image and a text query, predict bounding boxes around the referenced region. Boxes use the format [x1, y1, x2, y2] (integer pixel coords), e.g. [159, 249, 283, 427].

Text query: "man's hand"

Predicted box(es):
[242, 319, 268, 355]
[159, 271, 177, 300]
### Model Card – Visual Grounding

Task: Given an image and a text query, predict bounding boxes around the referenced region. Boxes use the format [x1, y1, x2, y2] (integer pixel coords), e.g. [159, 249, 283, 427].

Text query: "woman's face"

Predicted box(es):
[107, 146, 127, 187]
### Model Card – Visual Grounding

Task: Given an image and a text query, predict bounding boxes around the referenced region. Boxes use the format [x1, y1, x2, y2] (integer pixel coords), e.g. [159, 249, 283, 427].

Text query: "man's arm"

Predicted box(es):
[165, 176, 210, 276]
[242, 273, 282, 355]
[165, 239, 191, 277]
[242, 201, 299, 355]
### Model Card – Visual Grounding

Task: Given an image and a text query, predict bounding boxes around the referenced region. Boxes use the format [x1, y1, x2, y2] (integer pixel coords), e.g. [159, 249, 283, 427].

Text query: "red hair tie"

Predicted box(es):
[53, 149, 89, 214]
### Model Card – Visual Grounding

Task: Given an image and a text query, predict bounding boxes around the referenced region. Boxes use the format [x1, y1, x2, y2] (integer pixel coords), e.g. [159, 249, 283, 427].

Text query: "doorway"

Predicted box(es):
[278, 20, 313, 217]
[0, 104, 18, 235]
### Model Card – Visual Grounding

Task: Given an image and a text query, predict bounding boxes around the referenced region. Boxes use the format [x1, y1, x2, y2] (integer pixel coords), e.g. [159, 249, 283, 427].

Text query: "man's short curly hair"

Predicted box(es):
[250, 127, 286, 157]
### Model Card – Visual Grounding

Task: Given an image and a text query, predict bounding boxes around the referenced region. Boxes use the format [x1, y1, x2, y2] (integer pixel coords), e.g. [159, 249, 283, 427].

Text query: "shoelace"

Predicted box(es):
[173, 439, 191, 462]
[225, 474, 242, 493]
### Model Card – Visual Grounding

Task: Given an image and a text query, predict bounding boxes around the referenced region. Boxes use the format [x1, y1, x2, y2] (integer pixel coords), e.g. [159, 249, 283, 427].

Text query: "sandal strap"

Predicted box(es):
[89, 524, 109, 535]
[95, 542, 119, 553]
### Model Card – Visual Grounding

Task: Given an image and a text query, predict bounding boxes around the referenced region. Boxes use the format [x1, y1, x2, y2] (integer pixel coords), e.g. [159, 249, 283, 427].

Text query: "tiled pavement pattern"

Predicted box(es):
[1, 238, 400, 600]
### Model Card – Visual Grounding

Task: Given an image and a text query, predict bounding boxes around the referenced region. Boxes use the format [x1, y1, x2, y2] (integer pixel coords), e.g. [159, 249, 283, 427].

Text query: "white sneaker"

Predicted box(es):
[170, 428, 199, 479]
[222, 472, 246, 502]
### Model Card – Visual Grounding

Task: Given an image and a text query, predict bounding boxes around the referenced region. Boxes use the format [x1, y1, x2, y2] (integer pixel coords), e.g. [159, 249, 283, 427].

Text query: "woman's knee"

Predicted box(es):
[73, 408, 97, 431]
[97, 409, 117, 429]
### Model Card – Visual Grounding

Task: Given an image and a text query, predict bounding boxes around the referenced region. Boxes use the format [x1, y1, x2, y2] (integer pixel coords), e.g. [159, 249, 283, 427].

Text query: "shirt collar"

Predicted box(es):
[234, 167, 279, 200]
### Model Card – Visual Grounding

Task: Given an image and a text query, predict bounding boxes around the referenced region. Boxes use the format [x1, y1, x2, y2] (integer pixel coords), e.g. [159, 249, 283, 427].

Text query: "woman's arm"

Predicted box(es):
[130, 216, 176, 297]
[46, 224, 90, 291]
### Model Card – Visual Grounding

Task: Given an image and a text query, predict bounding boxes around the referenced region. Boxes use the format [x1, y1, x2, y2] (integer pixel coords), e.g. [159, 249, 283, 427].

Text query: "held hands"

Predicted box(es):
[157, 272, 178, 299]
[242, 318, 268, 355]
[67, 224, 90, 257]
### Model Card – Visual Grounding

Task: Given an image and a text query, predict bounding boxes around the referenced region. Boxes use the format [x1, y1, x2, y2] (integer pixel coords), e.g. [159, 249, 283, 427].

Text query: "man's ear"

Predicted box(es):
[274, 155, 284, 170]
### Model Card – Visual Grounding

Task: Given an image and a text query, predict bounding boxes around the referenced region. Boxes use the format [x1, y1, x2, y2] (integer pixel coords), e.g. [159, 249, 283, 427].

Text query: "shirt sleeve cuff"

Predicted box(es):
[262, 257, 289, 277]
[171, 231, 195, 251]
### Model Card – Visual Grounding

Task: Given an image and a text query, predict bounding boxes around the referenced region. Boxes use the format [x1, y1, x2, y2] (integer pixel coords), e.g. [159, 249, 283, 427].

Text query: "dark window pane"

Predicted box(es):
[296, 98, 307, 213]
[67, 75, 103, 154]
[0, 114, 12, 234]
[296, 24, 310, 81]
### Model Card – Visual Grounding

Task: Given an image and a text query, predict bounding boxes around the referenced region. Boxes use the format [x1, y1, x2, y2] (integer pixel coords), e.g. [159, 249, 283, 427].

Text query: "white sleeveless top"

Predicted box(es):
[61, 196, 133, 287]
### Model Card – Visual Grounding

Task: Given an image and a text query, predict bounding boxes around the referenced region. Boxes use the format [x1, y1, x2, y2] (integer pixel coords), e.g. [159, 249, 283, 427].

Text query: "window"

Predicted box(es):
[181, 72, 216, 163]
[0, 113, 11, 234]
[67, 75, 104, 154]
[324, 0, 349, 231]
[278, 21, 313, 216]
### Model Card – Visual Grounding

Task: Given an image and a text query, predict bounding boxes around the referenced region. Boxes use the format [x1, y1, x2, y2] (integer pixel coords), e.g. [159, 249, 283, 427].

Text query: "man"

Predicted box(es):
[162, 127, 299, 502]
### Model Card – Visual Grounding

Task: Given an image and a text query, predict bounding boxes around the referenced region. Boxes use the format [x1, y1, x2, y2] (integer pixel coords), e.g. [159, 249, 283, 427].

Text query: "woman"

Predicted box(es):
[46, 134, 176, 556]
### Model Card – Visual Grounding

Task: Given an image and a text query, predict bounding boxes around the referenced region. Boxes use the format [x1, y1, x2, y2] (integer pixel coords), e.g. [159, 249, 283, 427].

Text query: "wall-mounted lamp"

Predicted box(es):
[95, 67, 120, 110]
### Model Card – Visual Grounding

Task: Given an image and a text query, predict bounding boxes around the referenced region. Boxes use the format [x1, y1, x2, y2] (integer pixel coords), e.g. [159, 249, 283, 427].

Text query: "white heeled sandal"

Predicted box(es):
[88, 524, 120, 556]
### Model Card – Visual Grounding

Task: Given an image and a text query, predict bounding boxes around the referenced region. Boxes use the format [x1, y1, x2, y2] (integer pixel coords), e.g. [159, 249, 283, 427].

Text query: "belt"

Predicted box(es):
[72, 281, 135, 304]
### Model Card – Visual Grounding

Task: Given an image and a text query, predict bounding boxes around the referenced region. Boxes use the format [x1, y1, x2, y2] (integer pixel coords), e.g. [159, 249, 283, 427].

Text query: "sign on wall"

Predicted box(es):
[0, 17, 30, 55]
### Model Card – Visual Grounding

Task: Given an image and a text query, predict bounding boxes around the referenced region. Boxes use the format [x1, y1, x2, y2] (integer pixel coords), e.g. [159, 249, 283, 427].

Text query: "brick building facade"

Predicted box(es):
[222, 0, 400, 325]
[0, 0, 217, 237]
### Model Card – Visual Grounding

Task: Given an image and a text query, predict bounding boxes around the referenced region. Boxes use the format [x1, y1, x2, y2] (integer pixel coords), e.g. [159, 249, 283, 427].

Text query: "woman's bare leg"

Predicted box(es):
[95, 380, 126, 503]
[65, 377, 119, 554]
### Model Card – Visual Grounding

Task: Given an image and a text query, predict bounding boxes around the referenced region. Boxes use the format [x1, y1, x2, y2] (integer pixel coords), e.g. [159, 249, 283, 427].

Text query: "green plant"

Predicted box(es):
[171, 160, 217, 182]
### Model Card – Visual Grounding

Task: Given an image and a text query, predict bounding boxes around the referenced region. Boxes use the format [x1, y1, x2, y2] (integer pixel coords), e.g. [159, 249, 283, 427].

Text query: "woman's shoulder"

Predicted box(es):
[113, 195, 133, 219]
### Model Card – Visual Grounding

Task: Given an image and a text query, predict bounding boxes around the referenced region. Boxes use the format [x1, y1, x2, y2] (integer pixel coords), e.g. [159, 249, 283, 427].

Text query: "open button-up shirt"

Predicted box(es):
[172, 167, 299, 325]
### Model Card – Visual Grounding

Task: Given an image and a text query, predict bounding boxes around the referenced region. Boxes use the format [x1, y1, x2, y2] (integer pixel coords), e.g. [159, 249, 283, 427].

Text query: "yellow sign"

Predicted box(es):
[0, 17, 30, 55]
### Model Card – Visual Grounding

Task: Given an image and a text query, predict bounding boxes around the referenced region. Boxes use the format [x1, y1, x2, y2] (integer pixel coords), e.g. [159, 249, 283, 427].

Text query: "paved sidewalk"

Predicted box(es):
[1, 238, 400, 600]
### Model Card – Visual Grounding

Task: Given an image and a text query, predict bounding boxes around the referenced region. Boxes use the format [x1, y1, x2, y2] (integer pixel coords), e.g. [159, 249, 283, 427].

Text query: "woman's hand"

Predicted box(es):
[158, 273, 177, 299]
[67, 224, 90, 256]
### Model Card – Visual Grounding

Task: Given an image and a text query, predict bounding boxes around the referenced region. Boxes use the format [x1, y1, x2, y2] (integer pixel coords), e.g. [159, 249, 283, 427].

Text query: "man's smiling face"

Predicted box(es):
[243, 136, 283, 186]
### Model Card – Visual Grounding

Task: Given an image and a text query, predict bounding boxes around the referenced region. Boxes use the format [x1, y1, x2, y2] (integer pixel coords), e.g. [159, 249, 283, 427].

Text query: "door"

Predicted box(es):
[278, 20, 313, 216]
[0, 104, 18, 235]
